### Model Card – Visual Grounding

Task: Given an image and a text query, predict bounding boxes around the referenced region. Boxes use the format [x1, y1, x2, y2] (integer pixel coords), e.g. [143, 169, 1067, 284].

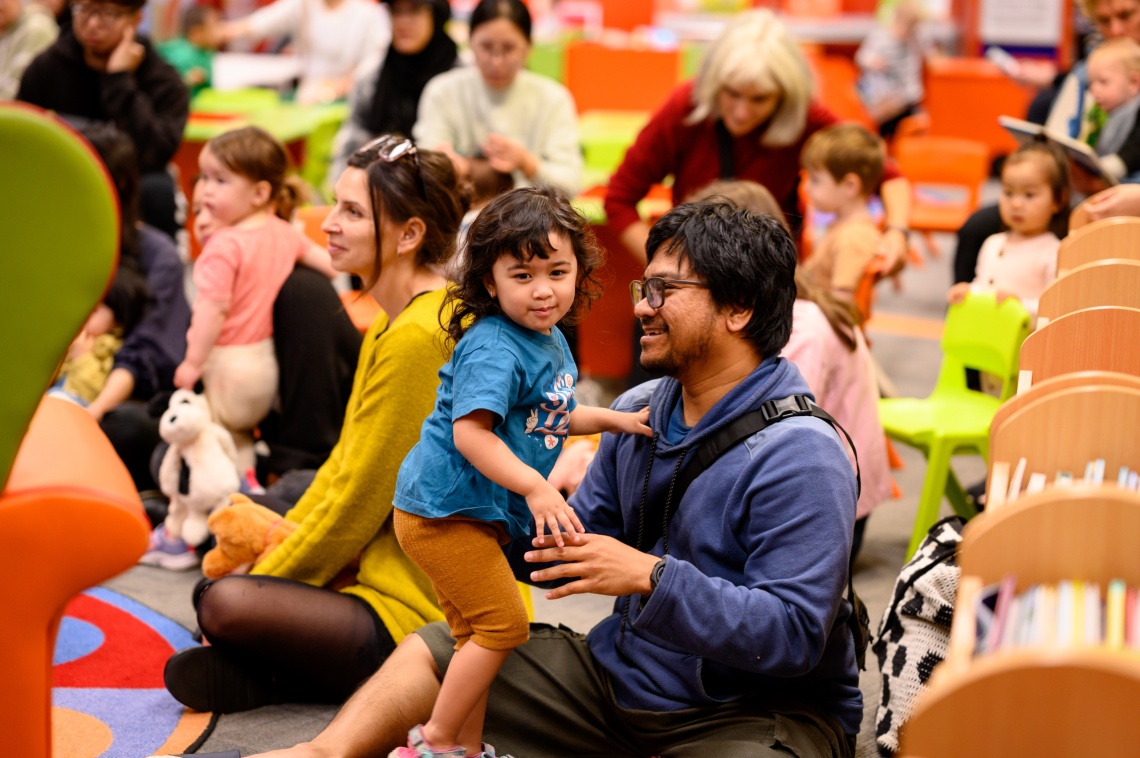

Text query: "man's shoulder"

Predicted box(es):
[610, 378, 662, 413]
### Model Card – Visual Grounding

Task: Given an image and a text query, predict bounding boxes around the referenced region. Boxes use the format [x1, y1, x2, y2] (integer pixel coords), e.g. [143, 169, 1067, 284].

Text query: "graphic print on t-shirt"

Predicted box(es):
[525, 372, 575, 449]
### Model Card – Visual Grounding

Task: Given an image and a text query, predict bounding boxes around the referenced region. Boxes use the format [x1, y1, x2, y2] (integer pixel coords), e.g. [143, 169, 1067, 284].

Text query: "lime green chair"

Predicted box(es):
[879, 293, 1032, 559]
[527, 38, 566, 83]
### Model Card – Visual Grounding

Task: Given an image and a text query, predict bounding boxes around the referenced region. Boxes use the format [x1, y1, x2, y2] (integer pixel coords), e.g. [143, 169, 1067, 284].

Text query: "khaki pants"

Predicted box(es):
[394, 510, 528, 651]
[417, 622, 854, 758]
[202, 338, 278, 473]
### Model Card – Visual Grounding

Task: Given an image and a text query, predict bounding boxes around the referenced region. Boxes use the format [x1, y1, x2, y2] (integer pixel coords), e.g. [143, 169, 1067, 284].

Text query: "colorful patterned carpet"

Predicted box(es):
[52, 587, 212, 758]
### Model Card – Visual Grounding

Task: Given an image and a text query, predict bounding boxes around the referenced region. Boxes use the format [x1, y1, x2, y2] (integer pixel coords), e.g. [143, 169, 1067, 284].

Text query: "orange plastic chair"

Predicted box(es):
[893, 135, 990, 260]
[0, 103, 149, 758]
[564, 41, 680, 113]
[294, 204, 330, 248]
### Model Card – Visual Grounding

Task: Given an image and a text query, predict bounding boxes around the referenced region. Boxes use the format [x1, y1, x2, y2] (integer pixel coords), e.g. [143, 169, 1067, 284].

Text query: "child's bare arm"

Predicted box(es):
[299, 240, 338, 278]
[568, 406, 652, 437]
[453, 409, 584, 546]
[175, 298, 228, 389]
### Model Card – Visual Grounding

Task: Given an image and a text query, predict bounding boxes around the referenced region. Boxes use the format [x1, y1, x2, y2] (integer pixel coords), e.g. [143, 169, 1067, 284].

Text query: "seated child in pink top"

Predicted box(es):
[947, 141, 1069, 324]
[175, 126, 333, 471]
[800, 124, 886, 316]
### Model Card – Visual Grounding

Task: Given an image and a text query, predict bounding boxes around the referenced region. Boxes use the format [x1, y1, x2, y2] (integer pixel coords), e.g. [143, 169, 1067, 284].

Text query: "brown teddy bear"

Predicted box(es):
[201, 493, 296, 579]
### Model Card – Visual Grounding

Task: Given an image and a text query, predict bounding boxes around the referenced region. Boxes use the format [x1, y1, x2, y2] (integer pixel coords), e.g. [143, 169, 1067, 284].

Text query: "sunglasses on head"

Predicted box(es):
[356, 134, 426, 200]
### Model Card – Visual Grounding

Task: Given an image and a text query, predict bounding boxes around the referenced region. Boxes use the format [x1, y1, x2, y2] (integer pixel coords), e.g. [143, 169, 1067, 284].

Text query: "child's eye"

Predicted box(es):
[514, 273, 531, 281]
[550, 269, 569, 278]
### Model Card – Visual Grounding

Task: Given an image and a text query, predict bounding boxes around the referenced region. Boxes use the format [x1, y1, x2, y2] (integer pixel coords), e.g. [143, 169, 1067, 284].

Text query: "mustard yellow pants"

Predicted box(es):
[394, 510, 529, 651]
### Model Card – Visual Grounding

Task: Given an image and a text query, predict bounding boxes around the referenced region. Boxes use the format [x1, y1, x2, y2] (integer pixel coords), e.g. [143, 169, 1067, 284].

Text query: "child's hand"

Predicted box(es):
[947, 282, 971, 305]
[527, 480, 584, 547]
[173, 361, 201, 391]
[613, 407, 652, 437]
[994, 289, 1021, 305]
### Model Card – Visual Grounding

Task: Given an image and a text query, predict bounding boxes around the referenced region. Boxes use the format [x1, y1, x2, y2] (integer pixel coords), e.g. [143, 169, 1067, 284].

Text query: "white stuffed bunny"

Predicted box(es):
[158, 389, 240, 546]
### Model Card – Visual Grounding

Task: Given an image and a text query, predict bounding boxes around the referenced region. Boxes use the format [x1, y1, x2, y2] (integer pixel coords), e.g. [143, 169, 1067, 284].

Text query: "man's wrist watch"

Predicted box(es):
[648, 558, 667, 593]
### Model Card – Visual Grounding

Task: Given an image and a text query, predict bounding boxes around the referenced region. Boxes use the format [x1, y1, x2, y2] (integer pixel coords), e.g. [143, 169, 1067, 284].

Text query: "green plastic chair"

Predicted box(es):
[0, 103, 120, 489]
[878, 293, 1032, 559]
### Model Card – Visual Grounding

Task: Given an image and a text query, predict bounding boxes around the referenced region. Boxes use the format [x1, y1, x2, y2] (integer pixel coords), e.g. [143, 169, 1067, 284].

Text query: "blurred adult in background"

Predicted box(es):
[0, 0, 57, 98]
[605, 9, 911, 269]
[414, 0, 582, 195]
[17, 0, 189, 238]
[331, 0, 456, 179]
[216, 0, 390, 104]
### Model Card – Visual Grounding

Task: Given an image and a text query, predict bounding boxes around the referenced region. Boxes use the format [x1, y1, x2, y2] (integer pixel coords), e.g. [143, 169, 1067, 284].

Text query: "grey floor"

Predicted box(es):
[106, 229, 984, 757]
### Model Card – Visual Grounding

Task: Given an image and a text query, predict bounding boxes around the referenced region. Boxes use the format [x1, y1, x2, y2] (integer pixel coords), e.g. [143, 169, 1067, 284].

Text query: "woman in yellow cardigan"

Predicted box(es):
[163, 137, 472, 713]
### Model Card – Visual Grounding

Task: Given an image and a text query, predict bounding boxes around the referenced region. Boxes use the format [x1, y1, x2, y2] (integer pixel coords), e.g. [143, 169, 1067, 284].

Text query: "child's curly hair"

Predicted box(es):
[444, 186, 604, 346]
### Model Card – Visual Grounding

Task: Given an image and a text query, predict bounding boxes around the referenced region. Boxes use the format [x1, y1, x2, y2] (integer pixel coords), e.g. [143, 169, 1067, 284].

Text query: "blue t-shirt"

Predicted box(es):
[394, 314, 578, 539]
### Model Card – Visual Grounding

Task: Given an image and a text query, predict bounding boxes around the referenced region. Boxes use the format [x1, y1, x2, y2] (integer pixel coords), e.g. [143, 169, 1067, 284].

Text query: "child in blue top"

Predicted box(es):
[391, 186, 651, 758]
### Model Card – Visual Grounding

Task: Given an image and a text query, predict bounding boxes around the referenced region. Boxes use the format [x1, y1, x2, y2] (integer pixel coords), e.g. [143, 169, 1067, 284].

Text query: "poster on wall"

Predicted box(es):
[979, 0, 1063, 46]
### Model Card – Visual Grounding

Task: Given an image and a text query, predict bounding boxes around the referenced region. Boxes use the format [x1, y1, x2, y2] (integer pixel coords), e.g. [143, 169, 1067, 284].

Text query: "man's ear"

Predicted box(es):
[396, 216, 426, 256]
[129, 9, 143, 28]
[723, 305, 752, 335]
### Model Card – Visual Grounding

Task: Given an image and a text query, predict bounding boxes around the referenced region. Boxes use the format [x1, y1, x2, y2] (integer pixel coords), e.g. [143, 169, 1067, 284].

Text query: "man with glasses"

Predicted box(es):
[211, 202, 861, 758]
[17, 0, 188, 238]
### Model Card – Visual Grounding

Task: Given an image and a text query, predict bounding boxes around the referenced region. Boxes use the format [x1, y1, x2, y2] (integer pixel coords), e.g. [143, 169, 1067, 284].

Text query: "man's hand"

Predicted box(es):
[1083, 184, 1140, 221]
[526, 479, 584, 547]
[525, 533, 661, 600]
[1069, 160, 1110, 197]
[106, 26, 145, 74]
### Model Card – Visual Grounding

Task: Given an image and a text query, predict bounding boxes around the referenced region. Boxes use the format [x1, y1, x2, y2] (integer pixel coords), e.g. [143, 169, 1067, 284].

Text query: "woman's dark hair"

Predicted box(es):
[646, 201, 797, 358]
[80, 123, 141, 269]
[346, 143, 473, 293]
[446, 185, 603, 345]
[469, 0, 531, 41]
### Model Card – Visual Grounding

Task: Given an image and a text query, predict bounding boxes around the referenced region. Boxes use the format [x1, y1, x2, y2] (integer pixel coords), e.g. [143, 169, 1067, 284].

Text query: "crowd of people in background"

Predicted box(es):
[5, 0, 1140, 754]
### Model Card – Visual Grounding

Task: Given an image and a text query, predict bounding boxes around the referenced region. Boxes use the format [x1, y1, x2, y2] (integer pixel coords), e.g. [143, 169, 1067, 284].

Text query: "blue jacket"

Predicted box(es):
[514, 356, 862, 735]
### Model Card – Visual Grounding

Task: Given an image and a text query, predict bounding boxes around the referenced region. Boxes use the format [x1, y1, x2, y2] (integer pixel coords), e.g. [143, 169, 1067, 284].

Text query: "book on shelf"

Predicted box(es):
[974, 578, 1140, 655]
[998, 116, 1117, 186]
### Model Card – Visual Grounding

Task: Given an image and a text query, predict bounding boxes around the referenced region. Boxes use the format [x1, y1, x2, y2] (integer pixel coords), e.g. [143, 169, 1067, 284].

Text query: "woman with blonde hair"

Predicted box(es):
[605, 9, 911, 265]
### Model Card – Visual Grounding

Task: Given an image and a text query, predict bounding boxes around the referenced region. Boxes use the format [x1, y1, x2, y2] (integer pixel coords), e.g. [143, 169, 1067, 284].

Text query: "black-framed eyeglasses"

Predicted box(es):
[629, 277, 708, 309]
[72, 1, 133, 21]
[356, 134, 426, 200]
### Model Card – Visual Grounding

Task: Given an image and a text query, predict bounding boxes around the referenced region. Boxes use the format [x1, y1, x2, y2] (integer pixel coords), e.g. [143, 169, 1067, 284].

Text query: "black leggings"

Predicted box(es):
[193, 574, 396, 702]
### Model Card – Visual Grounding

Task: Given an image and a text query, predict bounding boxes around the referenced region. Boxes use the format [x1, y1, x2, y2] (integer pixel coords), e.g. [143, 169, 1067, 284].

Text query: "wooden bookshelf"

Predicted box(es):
[1057, 216, 1140, 276]
[901, 486, 1140, 757]
[1016, 306, 1140, 394]
[1037, 258, 1140, 329]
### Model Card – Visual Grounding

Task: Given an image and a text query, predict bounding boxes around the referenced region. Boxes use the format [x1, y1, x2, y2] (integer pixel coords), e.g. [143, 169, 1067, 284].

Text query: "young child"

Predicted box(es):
[156, 4, 220, 97]
[51, 266, 149, 405]
[390, 186, 651, 758]
[855, 0, 939, 137]
[947, 141, 1069, 324]
[1085, 37, 1140, 183]
[799, 123, 886, 312]
[175, 126, 333, 473]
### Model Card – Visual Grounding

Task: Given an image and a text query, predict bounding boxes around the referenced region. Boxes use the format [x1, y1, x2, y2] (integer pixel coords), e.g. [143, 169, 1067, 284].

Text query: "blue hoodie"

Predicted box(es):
[514, 356, 862, 736]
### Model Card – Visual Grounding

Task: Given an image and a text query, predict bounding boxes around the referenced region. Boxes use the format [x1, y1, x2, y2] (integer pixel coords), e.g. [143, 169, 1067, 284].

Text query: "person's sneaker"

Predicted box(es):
[164, 646, 284, 713]
[387, 725, 465, 758]
[139, 524, 200, 571]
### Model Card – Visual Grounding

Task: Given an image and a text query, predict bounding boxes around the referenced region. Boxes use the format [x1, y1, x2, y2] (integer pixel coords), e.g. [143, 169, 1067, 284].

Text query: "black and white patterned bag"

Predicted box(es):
[872, 516, 965, 757]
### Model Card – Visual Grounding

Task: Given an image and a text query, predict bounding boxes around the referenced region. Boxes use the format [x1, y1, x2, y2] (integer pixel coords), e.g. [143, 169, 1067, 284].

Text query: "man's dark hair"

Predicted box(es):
[645, 201, 797, 358]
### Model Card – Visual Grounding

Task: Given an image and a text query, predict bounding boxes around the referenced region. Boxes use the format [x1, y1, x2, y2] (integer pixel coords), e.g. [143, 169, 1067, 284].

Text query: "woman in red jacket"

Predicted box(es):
[604, 9, 911, 268]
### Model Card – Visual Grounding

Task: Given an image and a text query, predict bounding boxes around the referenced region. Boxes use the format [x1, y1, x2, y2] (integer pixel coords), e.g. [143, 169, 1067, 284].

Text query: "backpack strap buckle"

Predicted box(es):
[761, 394, 813, 421]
